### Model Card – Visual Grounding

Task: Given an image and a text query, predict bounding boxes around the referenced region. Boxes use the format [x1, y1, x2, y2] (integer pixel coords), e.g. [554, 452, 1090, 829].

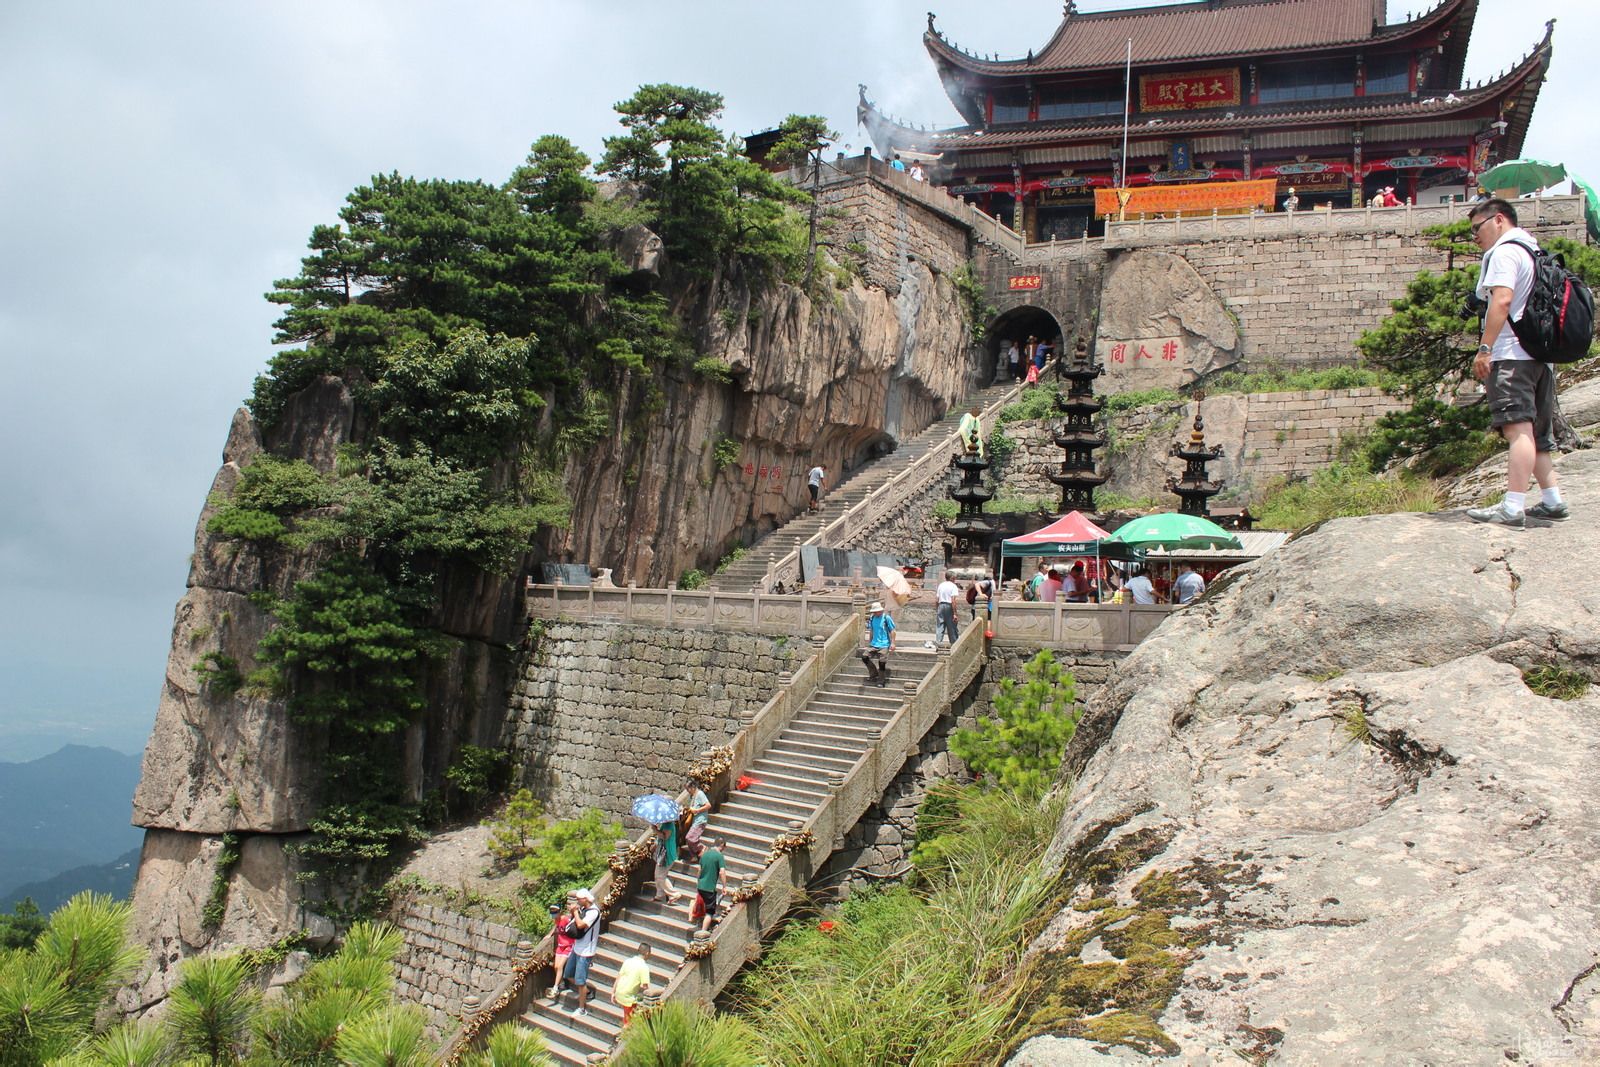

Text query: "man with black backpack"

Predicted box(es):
[1465, 198, 1570, 528]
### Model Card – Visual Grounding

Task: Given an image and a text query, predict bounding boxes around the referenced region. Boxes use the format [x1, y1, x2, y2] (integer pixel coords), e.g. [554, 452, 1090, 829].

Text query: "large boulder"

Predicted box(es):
[1095, 250, 1239, 391]
[1011, 447, 1600, 1064]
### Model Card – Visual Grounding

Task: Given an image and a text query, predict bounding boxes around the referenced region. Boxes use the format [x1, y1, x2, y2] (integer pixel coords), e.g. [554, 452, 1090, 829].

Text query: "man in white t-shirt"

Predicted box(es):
[1124, 568, 1156, 605]
[807, 463, 827, 511]
[1465, 198, 1566, 527]
[927, 570, 961, 648]
[554, 887, 602, 1017]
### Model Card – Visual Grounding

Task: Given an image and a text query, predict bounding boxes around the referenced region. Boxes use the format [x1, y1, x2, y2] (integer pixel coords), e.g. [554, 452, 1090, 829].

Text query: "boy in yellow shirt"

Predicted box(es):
[612, 942, 653, 1024]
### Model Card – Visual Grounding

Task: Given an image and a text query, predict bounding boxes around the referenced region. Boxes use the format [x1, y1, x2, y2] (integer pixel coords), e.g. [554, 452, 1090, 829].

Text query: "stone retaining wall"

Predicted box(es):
[999, 386, 1409, 506]
[508, 623, 798, 821]
[817, 173, 972, 295]
[392, 901, 519, 1037]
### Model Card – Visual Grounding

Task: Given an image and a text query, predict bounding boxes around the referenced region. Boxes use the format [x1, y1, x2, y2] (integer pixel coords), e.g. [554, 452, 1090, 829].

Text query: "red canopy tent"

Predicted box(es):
[1000, 511, 1111, 556]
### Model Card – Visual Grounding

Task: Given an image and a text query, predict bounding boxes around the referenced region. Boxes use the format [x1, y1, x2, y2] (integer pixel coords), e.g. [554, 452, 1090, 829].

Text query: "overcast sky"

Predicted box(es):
[2, 0, 1595, 762]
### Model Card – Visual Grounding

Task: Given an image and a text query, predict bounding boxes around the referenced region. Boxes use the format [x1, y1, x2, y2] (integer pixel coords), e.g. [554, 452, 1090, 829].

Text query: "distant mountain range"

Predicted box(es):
[0, 745, 144, 907]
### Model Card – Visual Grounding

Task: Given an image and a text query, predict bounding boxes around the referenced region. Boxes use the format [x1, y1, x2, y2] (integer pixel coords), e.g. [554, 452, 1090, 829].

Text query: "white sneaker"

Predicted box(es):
[546, 986, 559, 999]
[923, 640, 936, 649]
[572, 1006, 588, 1017]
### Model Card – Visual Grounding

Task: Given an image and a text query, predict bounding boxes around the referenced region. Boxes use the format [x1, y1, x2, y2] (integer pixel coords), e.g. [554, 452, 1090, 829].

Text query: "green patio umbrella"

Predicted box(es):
[1477, 159, 1567, 196]
[1106, 512, 1243, 552]
[1569, 174, 1600, 244]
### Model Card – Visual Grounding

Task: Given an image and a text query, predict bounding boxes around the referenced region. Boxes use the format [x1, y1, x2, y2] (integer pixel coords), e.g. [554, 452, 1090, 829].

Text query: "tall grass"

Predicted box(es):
[1255, 463, 1441, 530]
[730, 787, 1066, 1066]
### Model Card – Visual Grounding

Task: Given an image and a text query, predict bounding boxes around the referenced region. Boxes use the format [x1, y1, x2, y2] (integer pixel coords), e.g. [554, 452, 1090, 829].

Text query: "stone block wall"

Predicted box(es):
[818, 177, 972, 294]
[392, 901, 519, 1037]
[508, 623, 798, 821]
[998, 386, 1409, 506]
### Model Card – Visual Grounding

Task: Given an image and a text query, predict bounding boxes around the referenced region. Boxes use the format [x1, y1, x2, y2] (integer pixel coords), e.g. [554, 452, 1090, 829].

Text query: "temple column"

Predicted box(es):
[1351, 128, 1364, 208]
[1241, 134, 1252, 180]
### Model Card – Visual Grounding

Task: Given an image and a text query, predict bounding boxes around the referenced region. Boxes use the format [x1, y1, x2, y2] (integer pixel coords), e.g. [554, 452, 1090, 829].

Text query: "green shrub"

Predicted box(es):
[516, 809, 620, 908]
[195, 652, 244, 697]
[1523, 665, 1590, 701]
[711, 435, 741, 470]
[1094, 491, 1162, 513]
[487, 789, 546, 864]
[1255, 463, 1442, 530]
[986, 427, 1017, 461]
[679, 569, 708, 590]
[1363, 398, 1494, 474]
[444, 745, 510, 819]
[952, 650, 1081, 797]
[615, 1000, 760, 1067]
[1101, 388, 1182, 415]
[732, 788, 1066, 1065]
[1203, 365, 1395, 395]
[693, 355, 734, 382]
[932, 499, 959, 522]
[998, 384, 1064, 423]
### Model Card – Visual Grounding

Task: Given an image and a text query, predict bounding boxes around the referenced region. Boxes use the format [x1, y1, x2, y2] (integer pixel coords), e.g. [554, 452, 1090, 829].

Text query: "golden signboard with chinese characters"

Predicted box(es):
[1094, 180, 1276, 218]
[1140, 68, 1240, 112]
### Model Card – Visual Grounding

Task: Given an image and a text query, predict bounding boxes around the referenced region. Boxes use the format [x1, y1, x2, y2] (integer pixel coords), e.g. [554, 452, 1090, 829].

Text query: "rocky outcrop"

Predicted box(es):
[1010, 448, 1600, 1063]
[1095, 250, 1239, 391]
[549, 258, 976, 582]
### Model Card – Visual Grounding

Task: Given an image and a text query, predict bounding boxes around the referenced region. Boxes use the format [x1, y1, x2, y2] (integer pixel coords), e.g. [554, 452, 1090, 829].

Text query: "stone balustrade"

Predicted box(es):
[1099, 193, 1585, 249]
[525, 583, 1173, 651]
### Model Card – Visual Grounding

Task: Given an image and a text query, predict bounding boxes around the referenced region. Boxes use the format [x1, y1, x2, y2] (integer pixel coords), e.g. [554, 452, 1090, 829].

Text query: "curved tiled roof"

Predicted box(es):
[865, 23, 1550, 160]
[926, 0, 1471, 76]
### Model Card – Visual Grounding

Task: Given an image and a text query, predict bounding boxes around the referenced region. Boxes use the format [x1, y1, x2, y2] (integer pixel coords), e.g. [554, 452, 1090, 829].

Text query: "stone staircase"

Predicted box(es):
[518, 648, 940, 1066]
[709, 377, 1027, 593]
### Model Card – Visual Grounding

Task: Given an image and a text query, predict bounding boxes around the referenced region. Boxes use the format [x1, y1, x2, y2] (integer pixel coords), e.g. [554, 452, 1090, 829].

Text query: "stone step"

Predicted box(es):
[734, 774, 828, 805]
[520, 1006, 611, 1063]
[702, 822, 776, 856]
[610, 900, 696, 941]
[750, 755, 851, 783]
[719, 793, 815, 820]
[810, 689, 904, 712]
[712, 810, 793, 840]
[771, 733, 872, 760]
[605, 916, 692, 958]
[763, 743, 861, 770]
[786, 714, 881, 740]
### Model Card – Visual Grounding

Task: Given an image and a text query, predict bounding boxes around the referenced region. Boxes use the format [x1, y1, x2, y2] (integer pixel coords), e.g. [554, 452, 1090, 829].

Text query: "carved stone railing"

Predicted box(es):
[524, 583, 1173, 651]
[759, 376, 1043, 594]
[649, 622, 988, 1014]
[525, 582, 859, 637]
[1103, 193, 1586, 248]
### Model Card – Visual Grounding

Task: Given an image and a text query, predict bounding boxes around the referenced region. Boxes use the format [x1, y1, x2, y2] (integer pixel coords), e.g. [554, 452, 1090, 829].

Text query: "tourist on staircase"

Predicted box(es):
[611, 943, 653, 1025]
[691, 837, 728, 934]
[861, 601, 896, 687]
[683, 776, 711, 861]
[652, 821, 684, 904]
[807, 462, 827, 512]
[928, 570, 961, 648]
[1005, 339, 1022, 382]
[551, 888, 601, 1017]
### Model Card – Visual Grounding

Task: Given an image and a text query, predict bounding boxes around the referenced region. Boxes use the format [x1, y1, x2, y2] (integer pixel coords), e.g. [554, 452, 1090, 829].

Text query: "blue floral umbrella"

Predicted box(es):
[632, 793, 681, 825]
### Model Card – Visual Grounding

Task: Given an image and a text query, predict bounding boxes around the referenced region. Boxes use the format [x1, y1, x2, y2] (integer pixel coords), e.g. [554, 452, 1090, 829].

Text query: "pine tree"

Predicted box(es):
[951, 650, 1081, 797]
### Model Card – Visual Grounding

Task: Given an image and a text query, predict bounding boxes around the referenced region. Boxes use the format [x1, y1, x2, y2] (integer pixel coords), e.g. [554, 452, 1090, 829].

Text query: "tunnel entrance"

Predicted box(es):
[985, 305, 1064, 384]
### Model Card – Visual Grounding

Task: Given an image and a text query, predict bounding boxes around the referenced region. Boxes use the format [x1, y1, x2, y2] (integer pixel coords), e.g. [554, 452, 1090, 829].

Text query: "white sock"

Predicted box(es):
[1541, 487, 1564, 506]
[1503, 491, 1526, 515]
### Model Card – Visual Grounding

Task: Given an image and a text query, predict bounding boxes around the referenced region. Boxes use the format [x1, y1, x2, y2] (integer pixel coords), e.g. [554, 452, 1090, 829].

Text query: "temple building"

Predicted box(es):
[858, 0, 1553, 240]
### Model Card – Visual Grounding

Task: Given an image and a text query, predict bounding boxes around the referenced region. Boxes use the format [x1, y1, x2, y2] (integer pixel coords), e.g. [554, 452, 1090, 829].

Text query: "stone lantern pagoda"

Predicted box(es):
[1167, 404, 1225, 517]
[943, 439, 995, 557]
[1046, 339, 1108, 512]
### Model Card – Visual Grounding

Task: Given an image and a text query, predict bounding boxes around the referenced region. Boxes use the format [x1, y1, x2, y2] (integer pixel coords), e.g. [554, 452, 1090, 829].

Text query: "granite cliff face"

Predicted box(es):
[1011, 444, 1600, 1062]
[551, 257, 975, 583]
[126, 251, 977, 1005]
